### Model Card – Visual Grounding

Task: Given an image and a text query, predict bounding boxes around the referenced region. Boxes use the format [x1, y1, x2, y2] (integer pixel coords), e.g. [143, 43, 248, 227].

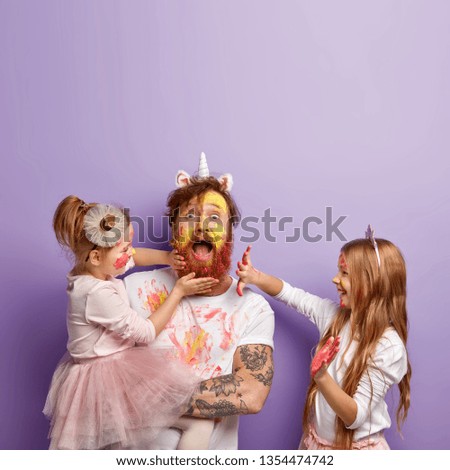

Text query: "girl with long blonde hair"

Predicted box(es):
[236, 229, 411, 449]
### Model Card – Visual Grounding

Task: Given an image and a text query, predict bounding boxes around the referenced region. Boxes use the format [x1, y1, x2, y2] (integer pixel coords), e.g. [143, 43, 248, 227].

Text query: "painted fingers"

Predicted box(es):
[311, 336, 341, 378]
[236, 245, 252, 296]
[178, 273, 219, 296]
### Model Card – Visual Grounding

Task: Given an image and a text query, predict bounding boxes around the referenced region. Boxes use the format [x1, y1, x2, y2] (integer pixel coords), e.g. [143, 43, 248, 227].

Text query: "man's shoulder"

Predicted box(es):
[230, 277, 274, 313]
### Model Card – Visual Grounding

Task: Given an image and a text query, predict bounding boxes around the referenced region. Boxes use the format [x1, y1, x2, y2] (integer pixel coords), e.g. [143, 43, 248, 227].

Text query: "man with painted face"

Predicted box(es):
[125, 154, 274, 449]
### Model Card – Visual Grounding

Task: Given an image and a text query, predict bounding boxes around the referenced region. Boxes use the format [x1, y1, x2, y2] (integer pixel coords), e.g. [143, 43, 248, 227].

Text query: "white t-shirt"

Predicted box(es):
[275, 281, 408, 443]
[124, 268, 275, 449]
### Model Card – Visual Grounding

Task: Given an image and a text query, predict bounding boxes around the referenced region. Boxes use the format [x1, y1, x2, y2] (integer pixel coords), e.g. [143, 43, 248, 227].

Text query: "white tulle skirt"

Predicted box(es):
[43, 346, 199, 449]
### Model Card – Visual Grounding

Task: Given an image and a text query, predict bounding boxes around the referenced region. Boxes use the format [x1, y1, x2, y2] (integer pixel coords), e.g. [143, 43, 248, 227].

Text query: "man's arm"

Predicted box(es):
[185, 344, 274, 418]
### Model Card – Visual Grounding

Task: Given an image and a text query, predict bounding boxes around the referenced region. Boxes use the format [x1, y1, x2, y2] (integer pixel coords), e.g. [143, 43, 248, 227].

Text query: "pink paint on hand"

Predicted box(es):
[311, 336, 341, 378]
[236, 281, 244, 297]
[236, 245, 252, 296]
[114, 253, 129, 269]
[242, 245, 251, 265]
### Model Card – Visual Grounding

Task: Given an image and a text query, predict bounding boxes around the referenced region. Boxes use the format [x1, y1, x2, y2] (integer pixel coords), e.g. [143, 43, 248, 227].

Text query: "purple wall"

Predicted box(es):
[1, 1, 449, 449]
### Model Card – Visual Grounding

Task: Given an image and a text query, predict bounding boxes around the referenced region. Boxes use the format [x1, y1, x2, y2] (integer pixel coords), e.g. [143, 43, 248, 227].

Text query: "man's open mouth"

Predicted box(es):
[192, 240, 214, 261]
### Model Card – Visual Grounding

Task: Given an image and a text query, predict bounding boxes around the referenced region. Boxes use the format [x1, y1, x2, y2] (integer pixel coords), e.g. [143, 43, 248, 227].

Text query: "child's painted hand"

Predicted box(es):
[311, 336, 341, 379]
[169, 249, 186, 271]
[236, 245, 259, 296]
[174, 272, 219, 297]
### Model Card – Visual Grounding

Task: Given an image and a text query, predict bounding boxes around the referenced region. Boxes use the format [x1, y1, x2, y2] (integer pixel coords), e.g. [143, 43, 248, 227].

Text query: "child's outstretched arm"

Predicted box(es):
[148, 273, 219, 336]
[312, 337, 357, 427]
[236, 246, 283, 296]
[133, 247, 186, 271]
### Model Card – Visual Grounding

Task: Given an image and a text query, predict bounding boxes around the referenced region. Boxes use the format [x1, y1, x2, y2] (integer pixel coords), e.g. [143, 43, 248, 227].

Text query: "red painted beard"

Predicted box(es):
[171, 237, 233, 279]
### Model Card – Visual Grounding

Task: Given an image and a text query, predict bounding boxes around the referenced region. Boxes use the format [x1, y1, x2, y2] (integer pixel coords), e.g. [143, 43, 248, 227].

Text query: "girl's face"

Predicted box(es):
[98, 224, 134, 278]
[332, 252, 351, 308]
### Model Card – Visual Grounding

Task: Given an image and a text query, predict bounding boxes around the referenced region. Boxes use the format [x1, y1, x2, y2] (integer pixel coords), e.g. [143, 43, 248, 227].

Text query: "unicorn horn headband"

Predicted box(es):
[365, 224, 381, 268]
[175, 152, 233, 191]
[198, 152, 209, 178]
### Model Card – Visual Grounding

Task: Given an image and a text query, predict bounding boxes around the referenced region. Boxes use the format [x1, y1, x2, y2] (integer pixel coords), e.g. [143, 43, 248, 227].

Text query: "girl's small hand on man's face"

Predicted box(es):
[169, 249, 186, 271]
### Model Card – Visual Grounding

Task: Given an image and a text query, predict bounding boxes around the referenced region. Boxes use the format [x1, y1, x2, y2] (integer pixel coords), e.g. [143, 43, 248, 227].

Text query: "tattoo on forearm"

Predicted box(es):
[185, 401, 194, 416]
[184, 345, 273, 418]
[251, 366, 274, 387]
[209, 374, 244, 397]
[239, 345, 269, 371]
[195, 398, 249, 418]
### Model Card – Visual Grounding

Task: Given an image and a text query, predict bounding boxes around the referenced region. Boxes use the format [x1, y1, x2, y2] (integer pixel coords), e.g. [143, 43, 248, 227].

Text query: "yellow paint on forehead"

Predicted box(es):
[203, 191, 228, 249]
[202, 191, 228, 213]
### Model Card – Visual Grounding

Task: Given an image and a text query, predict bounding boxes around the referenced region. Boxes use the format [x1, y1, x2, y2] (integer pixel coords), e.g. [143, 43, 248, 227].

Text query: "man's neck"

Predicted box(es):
[202, 273, 233, 296]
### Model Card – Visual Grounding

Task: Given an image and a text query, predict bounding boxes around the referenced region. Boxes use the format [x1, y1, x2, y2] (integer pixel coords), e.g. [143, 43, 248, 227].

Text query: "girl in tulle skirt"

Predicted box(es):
[44, 196, 218, 450]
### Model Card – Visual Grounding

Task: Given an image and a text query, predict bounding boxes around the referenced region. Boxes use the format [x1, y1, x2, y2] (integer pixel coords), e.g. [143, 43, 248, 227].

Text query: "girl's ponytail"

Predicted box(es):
[53, 196, 97, 268]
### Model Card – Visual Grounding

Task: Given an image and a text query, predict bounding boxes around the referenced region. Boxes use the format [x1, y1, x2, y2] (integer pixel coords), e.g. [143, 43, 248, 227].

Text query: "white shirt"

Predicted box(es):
[275, 281, 408, 443]
[124, 268, 275, 449]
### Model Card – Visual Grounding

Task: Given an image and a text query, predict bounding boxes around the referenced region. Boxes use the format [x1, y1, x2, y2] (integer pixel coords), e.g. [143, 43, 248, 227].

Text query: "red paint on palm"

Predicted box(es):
[311, 336, 341, 377]
[236, 246, 252, 296]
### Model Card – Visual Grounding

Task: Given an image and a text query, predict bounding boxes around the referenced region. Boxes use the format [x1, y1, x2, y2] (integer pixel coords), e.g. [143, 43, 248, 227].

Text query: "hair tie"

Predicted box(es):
[83, 204, 127, 247]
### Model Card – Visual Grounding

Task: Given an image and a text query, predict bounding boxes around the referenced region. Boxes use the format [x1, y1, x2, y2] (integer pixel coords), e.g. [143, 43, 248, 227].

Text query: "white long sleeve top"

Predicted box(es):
[275, 281, 408, 443]
[66, 274, 156, 360]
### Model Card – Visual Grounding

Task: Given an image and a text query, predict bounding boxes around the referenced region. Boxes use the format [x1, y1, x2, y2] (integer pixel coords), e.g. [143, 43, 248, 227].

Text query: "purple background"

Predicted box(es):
[1, 0, 449, 450]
